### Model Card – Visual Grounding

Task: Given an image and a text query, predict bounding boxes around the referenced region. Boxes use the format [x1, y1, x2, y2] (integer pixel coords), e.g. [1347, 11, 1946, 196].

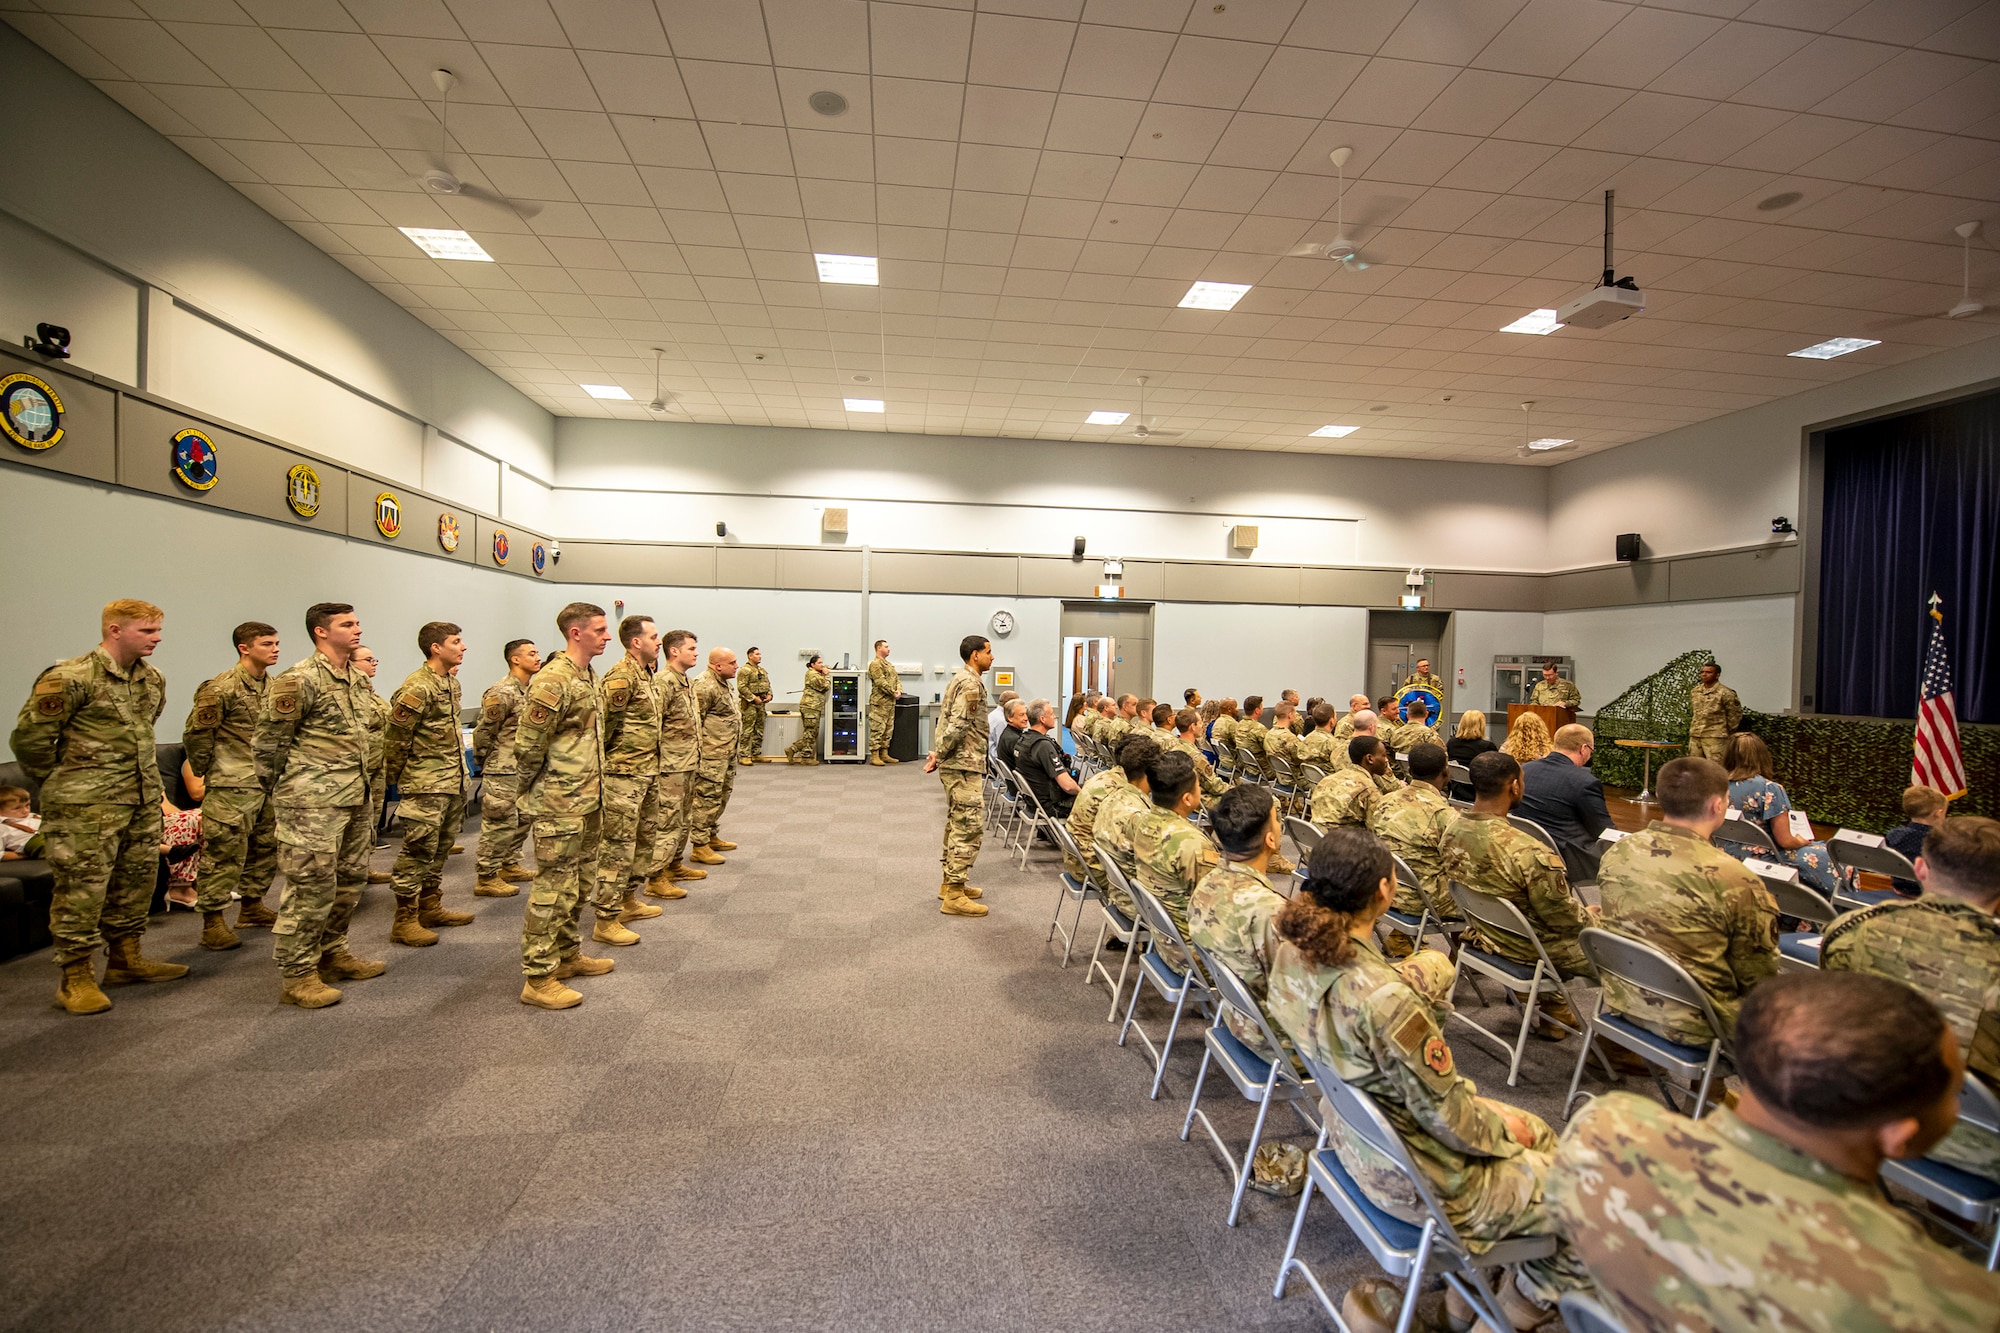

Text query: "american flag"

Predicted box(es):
[1914, 593, 1969, 798]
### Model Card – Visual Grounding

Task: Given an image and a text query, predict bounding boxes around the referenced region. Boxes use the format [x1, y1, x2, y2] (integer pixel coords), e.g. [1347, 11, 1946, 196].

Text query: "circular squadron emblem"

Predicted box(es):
[170, 428, 219, 490]
[530, 542, 547, 576]
[438, 513, 460, 553]
[492, 529, 510, 565]
[1, 372, 64, 449]
[1392, 684, 1443, 725]
[286, 463, 321, 517]
[374, 491, 403, 538]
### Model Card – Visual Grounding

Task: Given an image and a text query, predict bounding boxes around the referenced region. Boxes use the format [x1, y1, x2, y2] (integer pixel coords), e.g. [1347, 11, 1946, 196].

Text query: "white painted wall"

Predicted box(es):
[1448, 611, 1549, 716]
[0, 210, 139, 387]
[867, 593, 1063, 706]
[1154, 603, 1369, 711]
[1543, 596, 1797, 715]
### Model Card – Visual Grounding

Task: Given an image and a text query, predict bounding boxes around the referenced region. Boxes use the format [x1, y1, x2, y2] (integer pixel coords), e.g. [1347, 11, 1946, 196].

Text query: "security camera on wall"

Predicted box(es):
[27, 322, 70, 359]
[547, 541, 561, 565]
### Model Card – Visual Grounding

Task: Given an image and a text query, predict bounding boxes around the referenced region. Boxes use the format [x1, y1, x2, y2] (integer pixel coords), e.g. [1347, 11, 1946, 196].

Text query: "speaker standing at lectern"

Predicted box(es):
[1528, 660, 1581, 710]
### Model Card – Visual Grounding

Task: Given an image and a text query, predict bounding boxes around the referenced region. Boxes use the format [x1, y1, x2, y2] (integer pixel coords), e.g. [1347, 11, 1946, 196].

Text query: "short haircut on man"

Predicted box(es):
[1174, 707, 1198, 734]
[1735, 971, 1952, 1129]
[618, 614, 654, 647]
[1552, 723, 1593, 752]
[1407, 743, 1448, 782]
[1026, 697, 1054, 726]
[1148, 750, 1196, 807]
[1657, 756, 1727, 820]
[747, 645, 759, 655]
[1273, 700, 1295, 720]
[418, 620, 461, 657]
[305, 602, 353, 639]
[102, 598, 163, 632]
[1243, 694, 1264, 714]
[1903, 785, 1949, 820]
[1184, 688, 1199, 704]
[1469, 750, 1520, 799]
[232, 621, 277, 652]
[1151, 702, 1174, 727]
[1004, 697, 1027, 721]
[1406, 695, 1428, 719]
[1117, 693, 1136, 709]
[1348, 735, 1383, 765]
[1919, 816, 2000, 899]
[1117, 735, 1161, 779]
[999, 690, 1020, 706]
[557, 601, 606, 635]
[1212, 785, 1275, 856]
[1309, 702, 1336, 730]
[1097, 697, 1116, 714]
[662, 629, 695, 652]
[504, 638, 535, 665]
[959, 634, 989, 661]
[874, 639, 887, 650]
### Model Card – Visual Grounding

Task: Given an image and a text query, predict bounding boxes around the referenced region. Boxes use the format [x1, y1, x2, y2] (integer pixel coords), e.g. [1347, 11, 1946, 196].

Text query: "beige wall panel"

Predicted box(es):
[1667, 543, 1800, 603]
[1430, 572, 1545, 611]
[869, 551, 1018, 596]
[1545, 561, 1667, 610]
[1, 349, 116, 484]
[778, 547, 863, 592]
[717, 545, 778, 588]
[1162, 562, 1303, 604]
[1298, 567, 1406, 606]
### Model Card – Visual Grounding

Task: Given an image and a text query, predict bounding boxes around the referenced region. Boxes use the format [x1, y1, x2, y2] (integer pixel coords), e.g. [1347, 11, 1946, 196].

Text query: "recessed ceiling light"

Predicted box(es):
[1526, 437, 1574, 451]
[1309, 424, 1359, 438]
[399, 227, 493, 261]
[1788, 337, 1879, 360]
[844, 398, 885, 412]
[1500, 308, 1563, 335]
[1757, 191, 1803, 212]
[808, 90, 848, 116]
[816, 253, 878, 285]
[1086, 410, 1129, 425]
[581, 384, 632, 400]
[1178, 281, 1252, 310]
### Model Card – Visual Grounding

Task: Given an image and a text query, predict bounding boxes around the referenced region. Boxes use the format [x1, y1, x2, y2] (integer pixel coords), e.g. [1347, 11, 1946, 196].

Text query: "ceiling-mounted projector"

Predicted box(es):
[1558, 189, 1645, 329]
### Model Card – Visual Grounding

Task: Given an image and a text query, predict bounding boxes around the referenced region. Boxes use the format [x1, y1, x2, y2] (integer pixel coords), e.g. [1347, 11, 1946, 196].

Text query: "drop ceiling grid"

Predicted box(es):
[3, 0, 1997, 460]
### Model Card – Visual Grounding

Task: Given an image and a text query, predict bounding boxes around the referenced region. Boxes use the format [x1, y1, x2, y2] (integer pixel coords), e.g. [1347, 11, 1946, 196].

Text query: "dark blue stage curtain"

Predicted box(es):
[1817, 390, 1998, 723]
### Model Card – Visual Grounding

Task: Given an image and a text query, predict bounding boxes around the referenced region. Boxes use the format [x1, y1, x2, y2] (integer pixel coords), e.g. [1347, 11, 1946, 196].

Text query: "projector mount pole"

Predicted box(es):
[1601, 189, 1615, 289]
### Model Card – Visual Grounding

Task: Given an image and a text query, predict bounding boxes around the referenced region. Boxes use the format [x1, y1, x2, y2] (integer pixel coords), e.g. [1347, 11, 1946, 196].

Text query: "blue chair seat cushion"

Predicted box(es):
[1778, 931, 1822, 965]
[1099, 900, 1138, 934]
[1595, 1012, 1718, 1066]
[1382, 909, 1426, 932]
[1140, 949, 1190, 994]
[1061, 872, 1085, 894]
[1208, 1020, 1276, 1088]
[1892, 1155, 2000, 1205]
[1311, 1148, 1425, 1251]
[1459, 946, 1538, 983]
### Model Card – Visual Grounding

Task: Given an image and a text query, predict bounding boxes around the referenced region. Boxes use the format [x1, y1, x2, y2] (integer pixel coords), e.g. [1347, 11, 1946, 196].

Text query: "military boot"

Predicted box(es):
[868, 754, 885, 766]
[520, 975, 582, 1010]
[103, 935, 190, 984]
[281, 973, 343, 1008]
[708, 838, 738, 852]
[619, 891, 662, 921]
[736, 756, 755, 767]
[199, 910, 242, 951]
[1493, 1272, 1558, 1331]
[668, 860, 707, 881]
[1530, 994, 1582, 1043]
[318, 947, 386, 981]
[474, 876, 518, 897]
[1382, 931, 1415, 960]
[417, 888, 474, 928]
[1444, 1285, 1506, 1333]
[593, 917, 641, 946]
[940, 889, 989, 918]
[555, 952, 615, 979]
[883, 754, 899, 764]
[644, 868, 688, 900]
[390, 900, 438, 947]
[689, 843, 726, 866]
[236, 896, 278, 927]
[366, 870, 392, 885]
[450, 845, 465, 855]
[938, 880, 984, 901]
[500, 862, 535, 883]
[55, 958, 111, 1015]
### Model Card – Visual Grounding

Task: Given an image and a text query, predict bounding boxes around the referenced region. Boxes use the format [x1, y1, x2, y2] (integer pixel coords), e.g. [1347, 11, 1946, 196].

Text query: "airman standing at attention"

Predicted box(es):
[786, 654, 831, 764]
[183, 619, 283, 951]
[516, 601, 613, 1011]
[925, 634, 994, 918]
[590, 615, 666, 949]
[1528, 661, 1581, 710]
[12, 598, 185, 1014]
[689, 647, 743, 864]
[351, 645, 392, 886]
[255, 602, 383, 1009]
[381, 622, 476, 948]
[1401, 658, 1446, 692]
[736, 645, 772, 766]
[1687, 660, 1742, 763]
[866, 639, 900, 765]
[647, 629, 705, 894]
[472, 638, 540, 896]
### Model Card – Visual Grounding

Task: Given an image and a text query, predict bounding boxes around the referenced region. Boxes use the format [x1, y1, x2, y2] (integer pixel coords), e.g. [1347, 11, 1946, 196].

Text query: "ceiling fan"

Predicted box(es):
[1516, 401, 1576, 459]
[1117, 375, 1182, 441]
[1868, 220, 1988, 331]
[1286, 147, 1374, 271]
[416, 69, 542, 220]
[645, 347, 687, 415]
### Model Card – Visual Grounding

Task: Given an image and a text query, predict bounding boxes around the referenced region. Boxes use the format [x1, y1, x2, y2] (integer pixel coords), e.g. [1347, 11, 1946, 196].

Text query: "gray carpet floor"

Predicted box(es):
[0, 763, 1628, 1332]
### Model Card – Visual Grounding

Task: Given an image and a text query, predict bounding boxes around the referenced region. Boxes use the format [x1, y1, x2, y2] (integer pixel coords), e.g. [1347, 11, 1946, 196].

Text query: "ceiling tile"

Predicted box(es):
[656, 0, 769, 62]
[870, 2, 973, 81]
[1561, 7, 1722, 89]
[872, 76, 965, 139]
[1152, 35, 1275, 109]
[1328, 57, 1459, 127]
[578, 51, 693, 117]
[480, 41, 602, 111]
[548, 0, 670, 54]
[1061, 22, 1176, 98]
[678, 60, 783, 124]
[1471, 0, 1625, 76]
[968, 12, 1076, 92]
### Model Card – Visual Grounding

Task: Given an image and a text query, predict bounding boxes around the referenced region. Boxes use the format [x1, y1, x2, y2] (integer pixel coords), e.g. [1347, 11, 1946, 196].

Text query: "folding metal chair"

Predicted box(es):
[1445, 880, 1585, 1087]
[1182, 946, 1322, 1226]
[1559, 1292, 1636, 1333]
[1827, 828, 1920, 913]
[1284, 816, 1324, 866]
[1445, 760, 1473, 803]
[1274, 1059, 1559, 1333]
[1741, 857, 1835, 971]
[1213, 746, 1235, 783]
[1506, 813, 1562, 857]
[1119, 879, 1216, 1100]
[1882, 1072, 2000, 1270]
[1011, 775, 1062, 870]
[1270, 754, 1299, 812]
[1236, 744, 1268, 786]
[1086, 840, 1148, 1021]
[1564, 926, 1731, 1119]
[1712, 808, 1778, 856]
[1044, 822, 1097, 967]
[1378, 851, 1464, 956]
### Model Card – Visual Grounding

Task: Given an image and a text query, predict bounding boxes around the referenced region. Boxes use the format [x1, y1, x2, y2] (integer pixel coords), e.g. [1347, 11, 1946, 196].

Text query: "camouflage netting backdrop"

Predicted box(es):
[1586, 648, 1996, 832]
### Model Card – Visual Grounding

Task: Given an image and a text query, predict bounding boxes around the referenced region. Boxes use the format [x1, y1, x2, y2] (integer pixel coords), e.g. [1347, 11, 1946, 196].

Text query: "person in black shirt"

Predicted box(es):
[1885, 784, 1950, 895]
[1446, 709, 1499, 767]
[1014, 698, 1079, 819]
[993, 697, 1028, 782]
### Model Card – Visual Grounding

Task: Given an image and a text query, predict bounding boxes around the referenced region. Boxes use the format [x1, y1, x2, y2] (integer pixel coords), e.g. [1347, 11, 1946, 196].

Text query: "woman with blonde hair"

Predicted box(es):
[1448, 709, 1498, 767]
[1723, 731, 1837, 893]
[1500, 710, 1552, 764]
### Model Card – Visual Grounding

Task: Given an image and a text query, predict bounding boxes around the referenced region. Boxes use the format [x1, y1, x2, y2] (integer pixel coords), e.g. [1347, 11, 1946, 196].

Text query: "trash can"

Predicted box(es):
[890, 693, 922, 762]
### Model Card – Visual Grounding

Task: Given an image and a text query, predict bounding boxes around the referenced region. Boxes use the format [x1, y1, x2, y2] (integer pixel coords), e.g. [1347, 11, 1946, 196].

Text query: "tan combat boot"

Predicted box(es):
[689, 843, 726, 866]
[280, 973, 343, 1008]
[940, 887, 989, 918]
[318, 948, 386, 981]
[199, 910, 242, 952]
[619, 891, 662, 921]
[520, 974, 582, 1009]
[1382, 931, 1415, 960]
[883, 754, 899, 764]
[938, 880, 984, 901]
[390, 900, 439, 947]
[668, 860, 707, 881]
[500, 862, 535, 883]
[555, 952, 615, 979]
[593, 917, 641, 946]
[366, 870, 392, 885]
[236, 897, 278, 928]
[474, 875, 518, 897]
[450, 845, 465, 855]
[708, 838, 738, 851]
[55, 958, 111, 1015]
[736, 755, 755, 767]
[418, 888, 474, 928]
[644, 868, 688, 900]
[868, 754, 885, 766]
[1530, 995, 1582, 1043]
[103, 935, 190, 984]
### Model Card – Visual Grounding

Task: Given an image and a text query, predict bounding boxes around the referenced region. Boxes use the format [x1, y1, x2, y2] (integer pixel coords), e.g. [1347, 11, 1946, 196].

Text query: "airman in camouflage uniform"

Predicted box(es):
[1368, 776, 1460, 923]
[1400, 661, 1445, 692]
[1444, 812, 1592, 977]
[1189, 862, 1288, 1057]
[472, 640, 539, 894]
[517, 603, 613, 1010]
[647, 630, 704, 893]
[1235, 705, 1275, 780]
[1065, 766, 1127, 888]
[257, 604, 383, 1009]
[1386, 707, 1445, 758]
[1098, 696, 1135, 753]
[1296, 724, 1338, 772]
[590, 618, 665, 948]
[11, 600, 186, 1013]
[926, 637, 992, 917]
[1312, 763, 1388, 829]
[866, 641, 900, 765]
[785, 657, 831, 763]
[1527, 665, 1580, 710]
[351, 647, 391, 883]
[735, 647, 773, 765]
[184, 621, 282, 951]
[1131, 803, 1218, 972]
[689, 649, 742, 858]
[381, 624, 475, 947]
[1093, 781, 1156, 916]
[1687, 661, 1742, 763]
[1265, 708, 1300, 771]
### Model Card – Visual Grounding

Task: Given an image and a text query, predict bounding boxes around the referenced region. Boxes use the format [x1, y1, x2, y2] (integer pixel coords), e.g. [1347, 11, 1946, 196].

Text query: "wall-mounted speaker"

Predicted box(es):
[1072, 535, 1086, 559]
[822, 507, 849, 534]
[1615, 532, 1641, 562]
[1230, 524, 1260, 551]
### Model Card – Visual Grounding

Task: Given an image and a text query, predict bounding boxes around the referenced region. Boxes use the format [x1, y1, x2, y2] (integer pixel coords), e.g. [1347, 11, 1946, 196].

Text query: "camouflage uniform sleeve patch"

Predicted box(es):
[1391, 1008, 1430, 1059]
[529, 681, 563, 709]
[192, 703, 222, 728]
[36, 692, 66, 717]
[1422, 1035, 1453, 1076]
[605, 682, 630, 709]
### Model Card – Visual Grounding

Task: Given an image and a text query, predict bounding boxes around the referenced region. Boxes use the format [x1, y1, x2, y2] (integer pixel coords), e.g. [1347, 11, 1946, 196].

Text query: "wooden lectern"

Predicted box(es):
[1508, 703, 1576, 736]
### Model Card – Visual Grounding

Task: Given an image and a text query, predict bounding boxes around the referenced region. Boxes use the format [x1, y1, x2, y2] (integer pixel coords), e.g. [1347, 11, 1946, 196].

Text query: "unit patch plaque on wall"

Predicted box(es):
[438, 513, 460, 553]
[1, 372, 64, 449]
[492, 530, 509, 565]
[286, 463, 321, 518]
[530, 542, 547, 576]
[374, 491, 402, 538]
[170, 428, 218, 491]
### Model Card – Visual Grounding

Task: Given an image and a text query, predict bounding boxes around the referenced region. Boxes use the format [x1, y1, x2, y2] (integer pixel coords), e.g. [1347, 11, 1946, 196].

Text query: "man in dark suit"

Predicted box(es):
[1517, 723, 1612, 882]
